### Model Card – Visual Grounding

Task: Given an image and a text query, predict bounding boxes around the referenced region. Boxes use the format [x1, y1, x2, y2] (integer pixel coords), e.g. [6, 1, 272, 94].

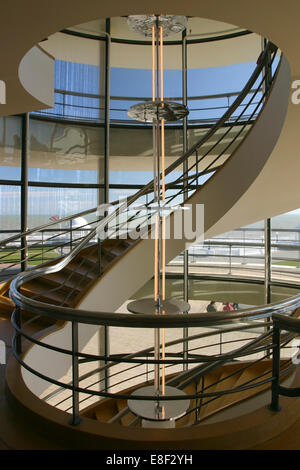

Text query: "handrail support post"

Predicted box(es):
[270, 323, 281, 412]
[69, 320, 82, 426]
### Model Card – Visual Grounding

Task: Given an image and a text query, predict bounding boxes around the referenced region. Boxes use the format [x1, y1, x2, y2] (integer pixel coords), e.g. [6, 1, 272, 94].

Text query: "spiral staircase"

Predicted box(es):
[1, 37, 300, 451]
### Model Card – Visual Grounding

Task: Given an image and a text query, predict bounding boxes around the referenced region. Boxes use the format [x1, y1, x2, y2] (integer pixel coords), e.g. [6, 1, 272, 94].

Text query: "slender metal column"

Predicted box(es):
[264, 38, 273, 93]
[182, 30, 189, 371]
[103, 19, 111, 392]
[69, 321, 82, 425]
[104, 18, 111, 205]
[264, 218, 272, 352]
[153, 19, 163, 399]
[20, 113, 29, 272]
[264, 218, 271, 305]
[270, 323, 281, 411]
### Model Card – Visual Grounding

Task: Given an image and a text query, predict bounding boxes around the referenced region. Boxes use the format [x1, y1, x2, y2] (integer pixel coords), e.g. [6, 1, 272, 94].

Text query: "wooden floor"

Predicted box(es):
[252, 417, 300, 450]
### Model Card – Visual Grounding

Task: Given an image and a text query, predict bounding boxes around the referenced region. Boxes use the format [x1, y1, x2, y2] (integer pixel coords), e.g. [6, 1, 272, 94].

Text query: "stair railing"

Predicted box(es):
[9, 294, 300, 427]
[270, 313, 300, 411]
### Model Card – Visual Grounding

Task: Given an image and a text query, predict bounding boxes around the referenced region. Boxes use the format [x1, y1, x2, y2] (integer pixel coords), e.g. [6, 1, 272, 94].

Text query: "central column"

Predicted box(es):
[126, 14, 190, 427]
[152, 16, 166, 406]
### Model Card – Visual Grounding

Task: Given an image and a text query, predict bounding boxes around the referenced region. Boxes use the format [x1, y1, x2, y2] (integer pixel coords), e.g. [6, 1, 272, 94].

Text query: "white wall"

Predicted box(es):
[18, 46, 54, 108]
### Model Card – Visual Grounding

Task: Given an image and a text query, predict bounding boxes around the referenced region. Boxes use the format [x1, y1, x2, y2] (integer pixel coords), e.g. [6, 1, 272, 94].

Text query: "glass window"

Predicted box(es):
[110, 126, 184, 186]
[0, 116, 22, 181]
[271, 209, 300, 281]
[34, 32, 106, 121]
[0, 185, 21, 239]
[29, 119, 105, 184]
[27, 186, 99, 228]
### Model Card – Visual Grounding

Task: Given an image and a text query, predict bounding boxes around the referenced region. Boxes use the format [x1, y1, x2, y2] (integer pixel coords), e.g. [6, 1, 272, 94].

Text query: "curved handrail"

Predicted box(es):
[10, 283, 300, 328]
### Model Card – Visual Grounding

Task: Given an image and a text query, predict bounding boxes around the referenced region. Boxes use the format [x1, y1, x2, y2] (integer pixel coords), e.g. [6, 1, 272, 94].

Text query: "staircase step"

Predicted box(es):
[39, 272, 82, 293]
[64, 261, 97, 280]
[116, 399, 136, 426]
[20, 281, 71, 306]
[0, 294, 14, 315]
[221, 364, 271, 407]
[94, 400, 118, 423]
[200, 370, 243, 419]
[199, 372, 233, 418]
[102, 239, 132, 257]
[176, 382, 197, 427]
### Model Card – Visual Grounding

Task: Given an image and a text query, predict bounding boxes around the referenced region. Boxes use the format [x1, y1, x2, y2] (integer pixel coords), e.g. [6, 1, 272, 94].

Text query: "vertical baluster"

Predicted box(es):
[195, 150, 199, 189]
[70, 219, 73, 253]
[98, 237, 102, 277]
[69, 320, 82, 425]
[182, 28, 189, 372]
[104, 325, 110, 392]
[20, 113, 28, 273]
[270, 323, 281, 412]
[41, 230, 44, 265]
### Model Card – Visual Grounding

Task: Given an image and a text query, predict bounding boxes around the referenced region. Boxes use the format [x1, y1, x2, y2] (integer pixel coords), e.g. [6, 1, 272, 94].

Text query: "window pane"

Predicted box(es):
[0, 116, 22, 181]
[27, 186, 99, 228]
[110, 127, 183, 185]
[29, 119, 105, 184]
[33, 32, 106, 122]
[0, 185, 21, 240]
[271, 209, 300, 282]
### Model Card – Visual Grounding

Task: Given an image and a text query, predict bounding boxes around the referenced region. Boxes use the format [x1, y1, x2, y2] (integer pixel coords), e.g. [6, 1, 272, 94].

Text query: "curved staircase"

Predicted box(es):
[1, 41, 299, 450]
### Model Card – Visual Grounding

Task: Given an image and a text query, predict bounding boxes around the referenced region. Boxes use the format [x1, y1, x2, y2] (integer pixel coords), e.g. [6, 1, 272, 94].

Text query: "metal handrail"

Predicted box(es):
[11, 311, 297, 403]
[51, 87, 262, 103]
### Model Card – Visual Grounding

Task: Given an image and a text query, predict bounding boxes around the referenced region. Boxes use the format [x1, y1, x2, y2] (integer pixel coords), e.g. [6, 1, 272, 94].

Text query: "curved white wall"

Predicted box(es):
[22, 322, 101, 397]
[18, 46, 54, 108]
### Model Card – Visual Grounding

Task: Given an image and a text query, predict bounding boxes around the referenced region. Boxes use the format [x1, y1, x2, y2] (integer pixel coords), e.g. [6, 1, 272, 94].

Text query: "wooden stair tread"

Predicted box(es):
[64, 261, 97, 279]
[1, 237, 137, 320]
[84, 361, 293, 428]
[94, 400, 118, 423]
[38, 272, 82, 292]
[116, 399, 136, 426]
[20, 282, 69, 306]
[199, 371, 239, 417]
[197, 362, 281, 423]
[176, 383, 197, 427]
[0, 294, 14, 308]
